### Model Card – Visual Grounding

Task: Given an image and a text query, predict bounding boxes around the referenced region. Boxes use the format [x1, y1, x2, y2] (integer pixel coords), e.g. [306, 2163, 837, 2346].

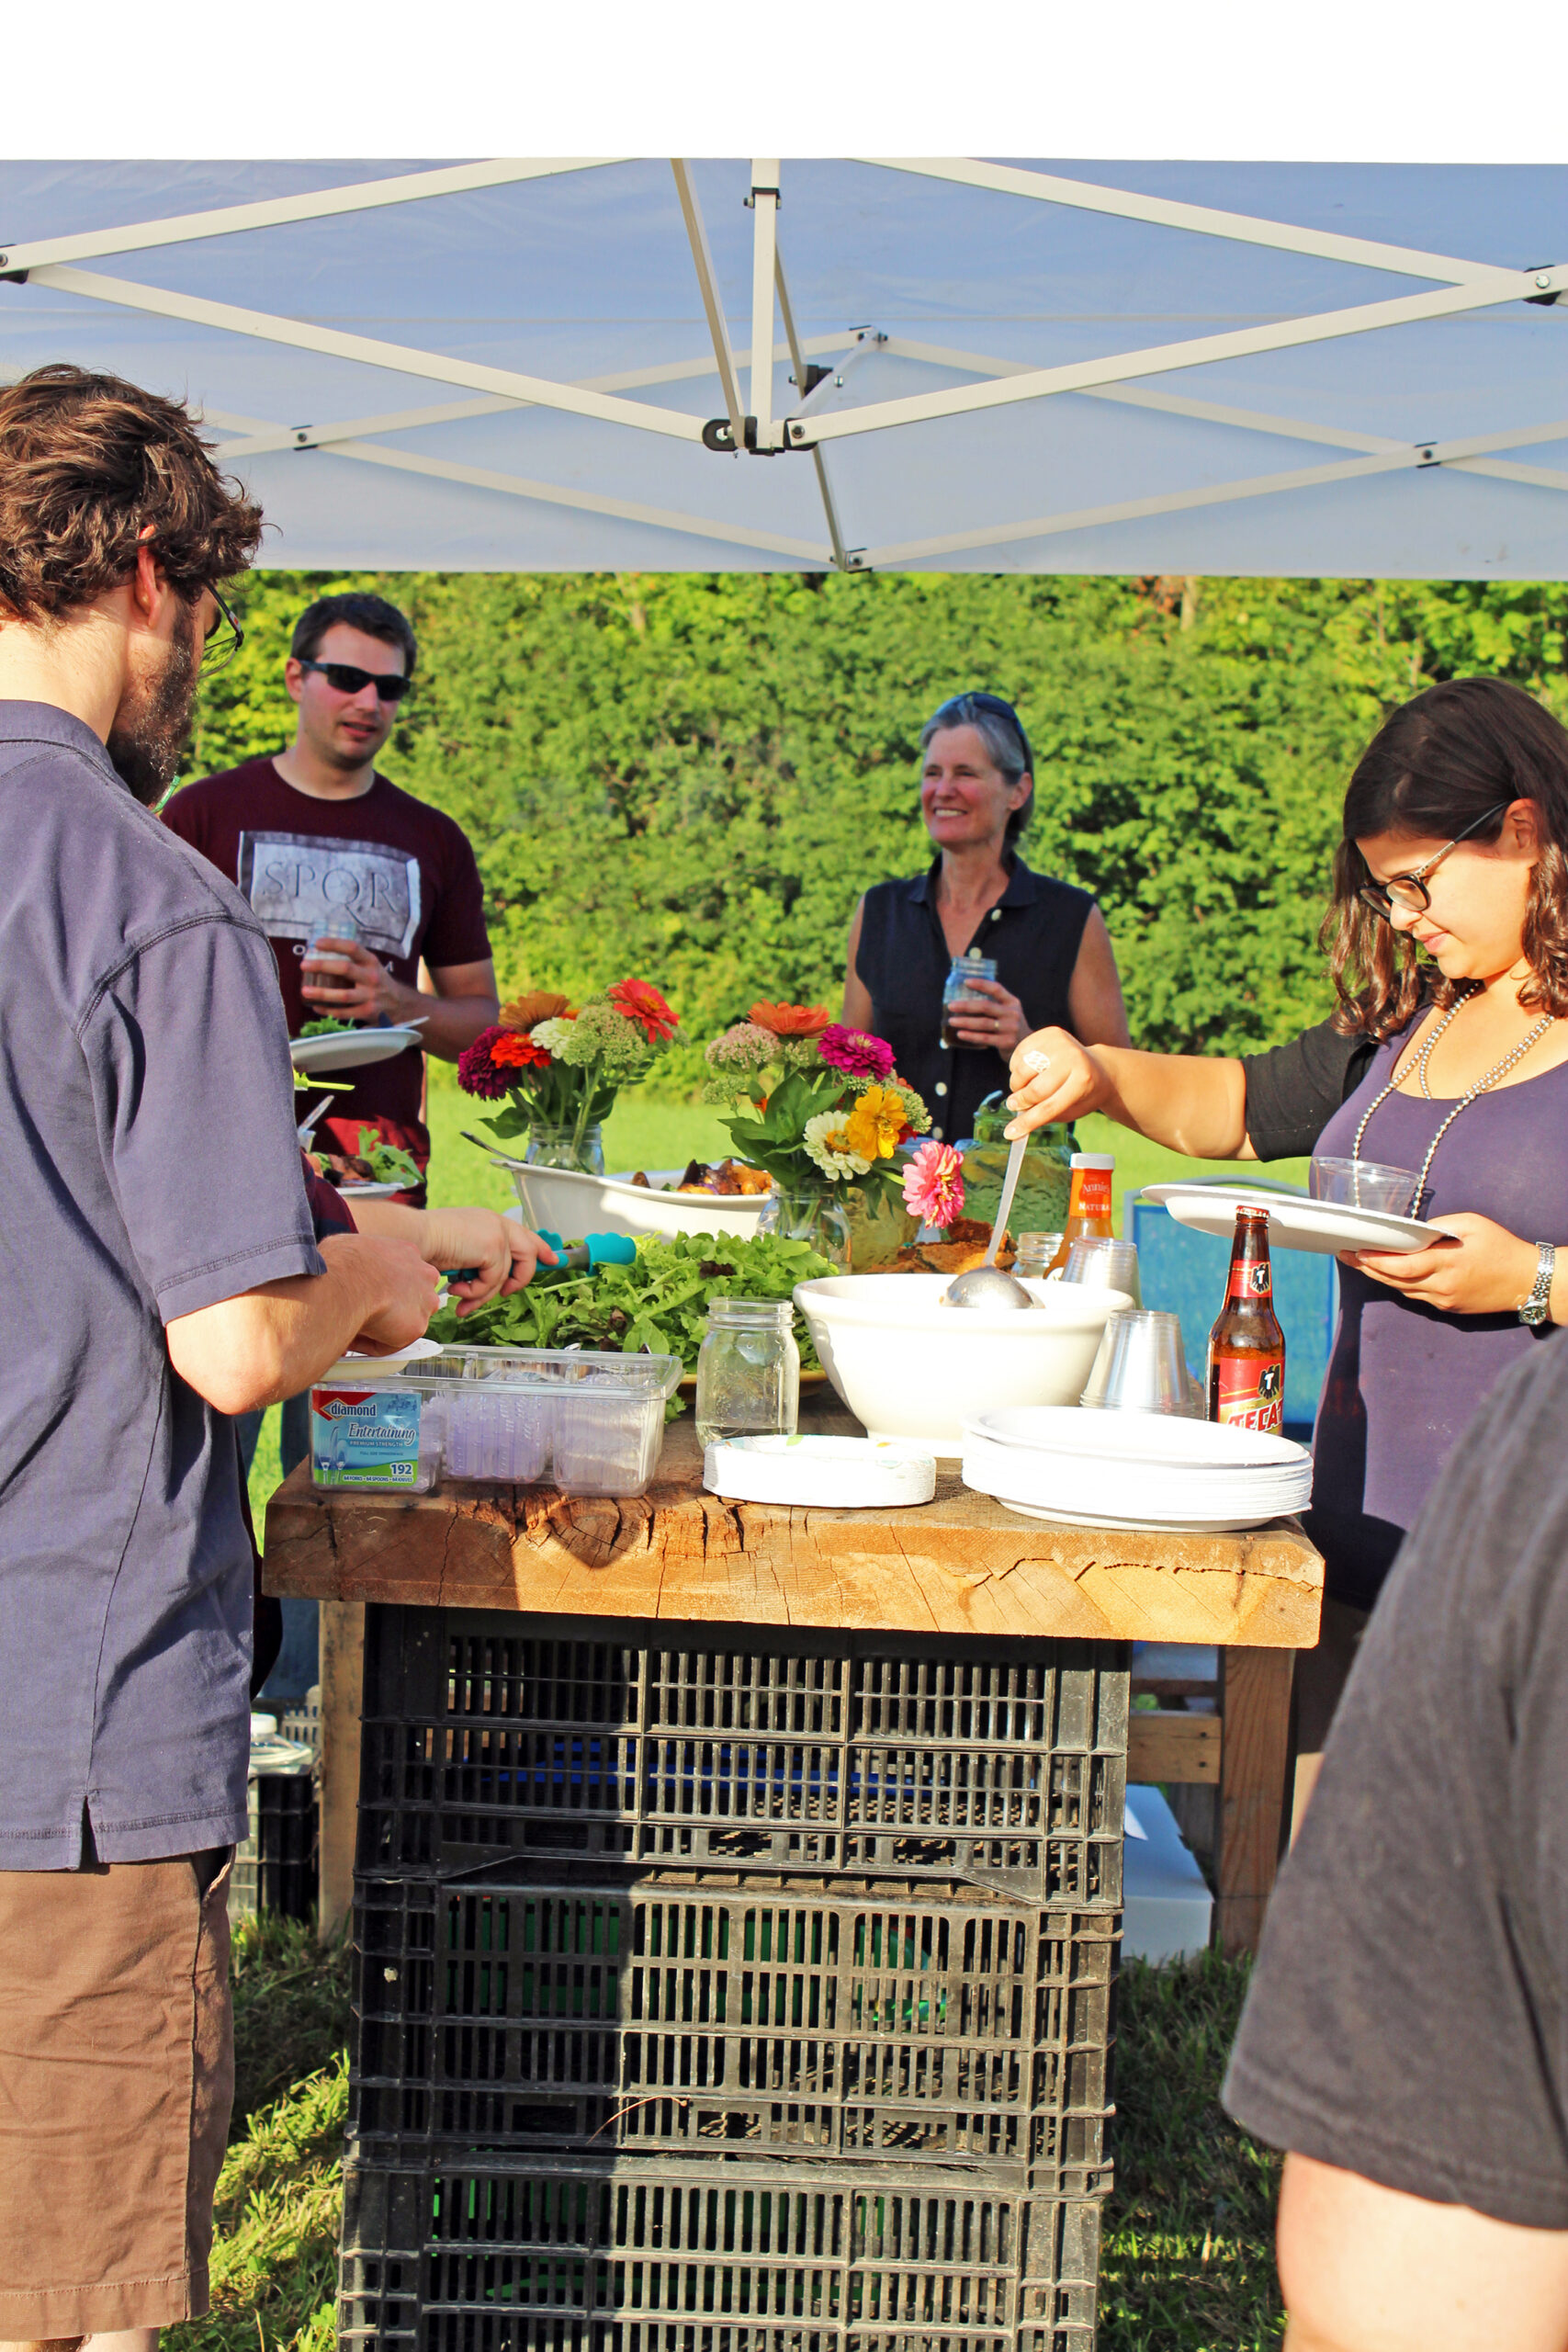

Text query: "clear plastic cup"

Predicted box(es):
[1062, 1238, 1143, 1306]
[1081, 1308, 1196, 1417]
[1309, 1156, 1420, 1216]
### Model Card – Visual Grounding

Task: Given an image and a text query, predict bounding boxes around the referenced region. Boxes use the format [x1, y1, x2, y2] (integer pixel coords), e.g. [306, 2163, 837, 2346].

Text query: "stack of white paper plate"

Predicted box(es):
[961, 1406, 1312, 1532]
[704, 1433, 937, 1508]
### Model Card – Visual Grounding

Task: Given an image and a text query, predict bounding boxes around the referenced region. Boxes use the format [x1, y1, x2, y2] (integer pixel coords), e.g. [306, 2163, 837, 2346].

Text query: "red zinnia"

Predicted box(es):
[609, 977, 678, 1043]
[491, 1030, 550, 1069]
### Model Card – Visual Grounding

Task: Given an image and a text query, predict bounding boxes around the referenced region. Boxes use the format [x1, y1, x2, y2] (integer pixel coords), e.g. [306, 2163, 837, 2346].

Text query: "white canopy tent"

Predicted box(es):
[1, 156, 1565, 577]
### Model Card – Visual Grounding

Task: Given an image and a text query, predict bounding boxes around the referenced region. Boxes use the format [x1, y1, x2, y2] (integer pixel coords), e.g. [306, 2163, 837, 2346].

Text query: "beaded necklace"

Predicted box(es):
[1351, 982, 1557, 1214]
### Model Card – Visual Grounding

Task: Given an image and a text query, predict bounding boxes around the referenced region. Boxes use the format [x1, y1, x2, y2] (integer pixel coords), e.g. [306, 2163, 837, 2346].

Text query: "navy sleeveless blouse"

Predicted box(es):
[853, 856, 1094, 1146]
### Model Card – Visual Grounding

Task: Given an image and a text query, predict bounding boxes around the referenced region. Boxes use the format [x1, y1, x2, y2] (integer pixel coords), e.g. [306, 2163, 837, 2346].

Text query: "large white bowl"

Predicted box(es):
[795, 1273, 1135, 1454]
[508, 1160, 772, 1243]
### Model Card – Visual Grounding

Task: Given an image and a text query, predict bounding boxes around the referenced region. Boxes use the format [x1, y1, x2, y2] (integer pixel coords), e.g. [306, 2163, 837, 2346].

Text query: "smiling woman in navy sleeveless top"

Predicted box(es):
[841, 692, 1130, 1146]
[1000, 676, 1568, 1808]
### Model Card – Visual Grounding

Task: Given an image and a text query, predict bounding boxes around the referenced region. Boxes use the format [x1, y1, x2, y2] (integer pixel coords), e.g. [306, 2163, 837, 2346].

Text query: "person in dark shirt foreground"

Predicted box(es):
[1224, 1330, 1568, 2350]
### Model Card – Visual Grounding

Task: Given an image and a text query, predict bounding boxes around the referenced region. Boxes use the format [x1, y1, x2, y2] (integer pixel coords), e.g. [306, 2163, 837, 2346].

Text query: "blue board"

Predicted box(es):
[1128, 1186, 1337, 1439]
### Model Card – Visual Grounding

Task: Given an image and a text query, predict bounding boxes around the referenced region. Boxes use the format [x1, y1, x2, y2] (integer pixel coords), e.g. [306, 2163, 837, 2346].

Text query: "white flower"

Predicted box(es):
[530, 1017, 576, 1054]
[803, 1111, 873, 1181]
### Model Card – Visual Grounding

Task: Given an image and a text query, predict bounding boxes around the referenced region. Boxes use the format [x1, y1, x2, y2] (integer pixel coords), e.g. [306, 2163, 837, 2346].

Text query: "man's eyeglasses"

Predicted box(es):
[200, 582, 244, 674]
[1356, 801, 1509, 921]
[297, 658, 413, 705]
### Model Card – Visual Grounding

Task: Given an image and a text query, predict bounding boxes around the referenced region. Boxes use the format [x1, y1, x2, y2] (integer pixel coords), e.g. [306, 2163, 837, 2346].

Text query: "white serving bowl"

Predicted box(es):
[508, 1161, 771, 1243]
[794, 1273, 1135, 1454]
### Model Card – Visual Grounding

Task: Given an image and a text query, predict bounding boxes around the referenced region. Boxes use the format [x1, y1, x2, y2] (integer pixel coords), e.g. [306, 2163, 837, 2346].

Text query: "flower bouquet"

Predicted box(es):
[458, 978, 679, 1174]
[704, 1001, 950, 1269]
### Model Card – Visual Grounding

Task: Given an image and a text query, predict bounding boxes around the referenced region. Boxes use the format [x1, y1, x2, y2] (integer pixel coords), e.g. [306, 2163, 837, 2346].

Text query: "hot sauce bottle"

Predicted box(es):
[1048, 1152, 1115, 1271]
[1208, 1207, 1286, 1433]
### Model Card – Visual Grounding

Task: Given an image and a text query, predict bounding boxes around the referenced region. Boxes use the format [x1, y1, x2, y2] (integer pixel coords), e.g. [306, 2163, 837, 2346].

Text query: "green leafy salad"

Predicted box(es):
[427, 1230, 837, 1384]
[299, 1014, 358, 1037]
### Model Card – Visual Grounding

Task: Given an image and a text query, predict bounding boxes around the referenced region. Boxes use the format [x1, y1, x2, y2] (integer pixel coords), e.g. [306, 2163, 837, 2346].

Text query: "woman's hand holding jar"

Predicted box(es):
[944, 972, 1031, 1057]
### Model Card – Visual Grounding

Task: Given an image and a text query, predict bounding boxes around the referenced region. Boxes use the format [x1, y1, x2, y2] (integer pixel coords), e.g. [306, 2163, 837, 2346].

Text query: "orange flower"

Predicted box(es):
[748, 1000, 831, 1037]
[499, 989, 573, 1032]
[491, 1030, 550, 1069]
[609, 977, 678, 1043]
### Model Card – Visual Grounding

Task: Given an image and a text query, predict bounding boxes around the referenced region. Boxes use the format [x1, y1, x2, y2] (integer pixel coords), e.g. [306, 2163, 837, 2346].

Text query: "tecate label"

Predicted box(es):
[1213, 1356, 1285, 1434]
[310, 1387, 422, 1486]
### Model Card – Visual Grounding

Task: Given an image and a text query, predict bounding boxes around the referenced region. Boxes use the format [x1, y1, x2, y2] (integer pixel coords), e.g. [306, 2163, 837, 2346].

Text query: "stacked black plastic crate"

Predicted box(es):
[339, 1605, 1128, 2352]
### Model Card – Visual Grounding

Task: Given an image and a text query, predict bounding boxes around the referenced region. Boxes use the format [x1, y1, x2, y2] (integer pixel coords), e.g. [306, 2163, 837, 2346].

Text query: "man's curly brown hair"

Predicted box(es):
[0, 363, 262, 621]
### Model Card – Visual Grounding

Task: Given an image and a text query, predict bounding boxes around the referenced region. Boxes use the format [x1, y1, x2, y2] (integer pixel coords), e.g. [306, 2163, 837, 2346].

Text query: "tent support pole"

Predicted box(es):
[773, 250, 852, 571]
[671, 161, 747, 451]
[748, 163, 780, 449]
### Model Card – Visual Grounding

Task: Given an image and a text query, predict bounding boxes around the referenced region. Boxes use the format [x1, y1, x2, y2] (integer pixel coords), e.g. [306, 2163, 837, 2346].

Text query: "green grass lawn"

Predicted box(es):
[166, 1925, 1285, 2352]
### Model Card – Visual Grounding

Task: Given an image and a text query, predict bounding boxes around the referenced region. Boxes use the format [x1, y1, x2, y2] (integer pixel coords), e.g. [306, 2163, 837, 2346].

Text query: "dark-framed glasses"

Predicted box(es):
[200, 582, 244, 674]
[1356, 801, 1509, 921]
[298, 657, 413, 705]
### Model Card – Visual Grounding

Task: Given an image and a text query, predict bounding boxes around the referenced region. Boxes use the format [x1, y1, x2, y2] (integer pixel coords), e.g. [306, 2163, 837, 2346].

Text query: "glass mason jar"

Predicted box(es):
[695, 1298, 800, 1449]
[940, 954, 999, 1051]
[1012, 1231, 1065, 1280]
[758, 1182, 852, 1270]
[525, 1122, 605, 1176]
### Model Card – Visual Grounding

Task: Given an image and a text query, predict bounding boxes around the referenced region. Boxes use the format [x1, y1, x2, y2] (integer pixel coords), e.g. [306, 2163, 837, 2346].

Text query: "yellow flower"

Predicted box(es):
[844, 1083, 907, 1162]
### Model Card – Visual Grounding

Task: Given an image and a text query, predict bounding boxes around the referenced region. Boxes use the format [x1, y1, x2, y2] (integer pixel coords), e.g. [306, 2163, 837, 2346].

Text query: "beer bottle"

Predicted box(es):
[1048, 1152, 1115, 1271]
[1208, 1207, 1286, 1432]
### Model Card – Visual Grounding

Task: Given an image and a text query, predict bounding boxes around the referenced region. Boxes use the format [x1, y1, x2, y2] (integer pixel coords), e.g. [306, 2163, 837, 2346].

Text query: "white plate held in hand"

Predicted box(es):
[1143, 1181, 1442, 1256]
[290, 1024, 424, 1074]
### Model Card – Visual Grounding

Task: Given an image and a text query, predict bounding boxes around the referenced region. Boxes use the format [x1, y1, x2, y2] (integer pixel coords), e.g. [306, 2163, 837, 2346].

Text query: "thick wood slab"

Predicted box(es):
[265, 1399, 1323, 1645]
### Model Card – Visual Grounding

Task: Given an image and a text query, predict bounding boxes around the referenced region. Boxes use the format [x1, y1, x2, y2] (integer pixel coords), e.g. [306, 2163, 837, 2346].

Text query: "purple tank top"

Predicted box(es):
[1311, 1027, 1568, 1606]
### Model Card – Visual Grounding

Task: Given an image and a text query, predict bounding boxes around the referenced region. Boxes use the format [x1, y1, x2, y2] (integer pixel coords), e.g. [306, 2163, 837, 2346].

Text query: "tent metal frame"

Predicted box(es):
[2, 154, 1562, 571]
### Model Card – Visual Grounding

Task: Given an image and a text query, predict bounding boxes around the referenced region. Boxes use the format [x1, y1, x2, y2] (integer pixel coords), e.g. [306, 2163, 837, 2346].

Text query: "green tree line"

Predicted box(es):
[190, 571, 1568, 1086]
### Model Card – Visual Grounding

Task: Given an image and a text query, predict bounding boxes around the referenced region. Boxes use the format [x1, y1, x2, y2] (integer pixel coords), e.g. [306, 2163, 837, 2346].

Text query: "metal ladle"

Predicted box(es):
[942, 1134, 1037, 1309]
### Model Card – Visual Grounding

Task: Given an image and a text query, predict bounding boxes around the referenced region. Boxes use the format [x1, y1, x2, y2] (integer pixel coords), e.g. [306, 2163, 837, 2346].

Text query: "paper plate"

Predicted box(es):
[335, 1180, 407, 1200]
[966, 1406, 1310, 1470]
[325, 1337, 446, 1375]
[704, 1433, 937, 1509]
[996, 1498, 1285, 1534]
[290, 1024, 423, 1074]
[1142, 1180, 1441, 1256]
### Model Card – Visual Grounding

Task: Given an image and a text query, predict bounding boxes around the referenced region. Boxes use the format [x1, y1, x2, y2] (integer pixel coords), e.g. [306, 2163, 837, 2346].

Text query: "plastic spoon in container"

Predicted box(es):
[942, 1135, 1036, 1309]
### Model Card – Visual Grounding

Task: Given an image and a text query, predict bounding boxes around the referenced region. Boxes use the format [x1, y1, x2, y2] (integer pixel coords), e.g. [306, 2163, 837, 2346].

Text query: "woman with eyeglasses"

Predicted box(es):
[1002, 676, 1568, 1804]
[840, 690, 1130, 1147]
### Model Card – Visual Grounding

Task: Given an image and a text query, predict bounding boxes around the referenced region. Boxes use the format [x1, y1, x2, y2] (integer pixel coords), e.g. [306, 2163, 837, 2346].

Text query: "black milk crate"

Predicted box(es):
[349, 1868, 1115, 2188]
[338, 2148, 1103, 2352]
[356, 1610, 1128, 1905]
[232, 1772, 317, 1921]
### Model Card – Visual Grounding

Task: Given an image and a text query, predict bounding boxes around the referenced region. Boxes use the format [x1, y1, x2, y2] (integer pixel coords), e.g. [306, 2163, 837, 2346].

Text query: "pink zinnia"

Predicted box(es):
[819, 1023, 896, 1080]
[901, 1139, 964, 1228]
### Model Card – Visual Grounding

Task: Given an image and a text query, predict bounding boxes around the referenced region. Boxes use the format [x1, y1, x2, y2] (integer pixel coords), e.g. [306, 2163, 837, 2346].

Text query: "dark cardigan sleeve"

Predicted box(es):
[1240, 1018, 1380, 1161]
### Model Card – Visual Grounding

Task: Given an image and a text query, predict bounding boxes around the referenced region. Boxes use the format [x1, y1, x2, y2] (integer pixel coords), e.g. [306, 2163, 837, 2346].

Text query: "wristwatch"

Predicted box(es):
[1519, 1242, 1557, 1329]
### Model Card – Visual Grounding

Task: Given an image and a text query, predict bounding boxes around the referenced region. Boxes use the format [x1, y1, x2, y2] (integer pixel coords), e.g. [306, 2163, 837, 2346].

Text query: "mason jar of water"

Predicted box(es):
[695, 1299, 799, 1448]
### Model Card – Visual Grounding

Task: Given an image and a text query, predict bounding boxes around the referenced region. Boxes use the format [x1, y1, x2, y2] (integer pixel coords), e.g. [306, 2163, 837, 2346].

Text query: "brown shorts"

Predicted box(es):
[0, 1846, 233, 2337]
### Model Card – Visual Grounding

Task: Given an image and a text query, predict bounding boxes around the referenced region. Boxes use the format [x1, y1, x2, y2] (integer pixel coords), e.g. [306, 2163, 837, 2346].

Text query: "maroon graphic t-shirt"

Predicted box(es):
[163, 758, 491, 1167]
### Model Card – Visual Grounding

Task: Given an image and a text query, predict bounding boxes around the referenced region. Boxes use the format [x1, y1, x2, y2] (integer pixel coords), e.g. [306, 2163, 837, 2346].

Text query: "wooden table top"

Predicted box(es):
[265, 1394, 1323, 1647]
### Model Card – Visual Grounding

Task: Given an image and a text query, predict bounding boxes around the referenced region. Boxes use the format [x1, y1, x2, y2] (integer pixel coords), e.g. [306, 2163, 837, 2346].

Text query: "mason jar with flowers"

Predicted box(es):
[703, 1002, 937, 1270]
[457, 977, 679, 1174]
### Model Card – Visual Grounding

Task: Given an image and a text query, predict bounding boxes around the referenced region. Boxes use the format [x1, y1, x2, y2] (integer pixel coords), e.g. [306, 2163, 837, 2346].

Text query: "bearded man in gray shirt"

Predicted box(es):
[0, 365, 439, 2346]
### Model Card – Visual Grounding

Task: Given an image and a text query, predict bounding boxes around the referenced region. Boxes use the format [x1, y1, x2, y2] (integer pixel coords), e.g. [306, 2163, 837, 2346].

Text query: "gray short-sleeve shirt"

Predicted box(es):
[0, 703, 324, 1869]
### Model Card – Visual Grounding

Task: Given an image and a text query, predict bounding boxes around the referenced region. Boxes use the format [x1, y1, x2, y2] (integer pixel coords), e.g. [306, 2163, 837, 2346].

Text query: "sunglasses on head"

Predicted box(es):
[297, 658, 413, 704]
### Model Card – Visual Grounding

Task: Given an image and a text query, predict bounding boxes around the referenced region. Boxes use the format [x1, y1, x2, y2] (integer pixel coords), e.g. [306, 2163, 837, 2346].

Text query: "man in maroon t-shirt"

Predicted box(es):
[164, 591, 499, 1193]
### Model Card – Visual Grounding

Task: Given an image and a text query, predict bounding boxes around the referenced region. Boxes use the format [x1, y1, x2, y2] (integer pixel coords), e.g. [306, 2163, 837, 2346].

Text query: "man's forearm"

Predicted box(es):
[166, 1234, 412, 1415]
[382, 978, 497, 1061]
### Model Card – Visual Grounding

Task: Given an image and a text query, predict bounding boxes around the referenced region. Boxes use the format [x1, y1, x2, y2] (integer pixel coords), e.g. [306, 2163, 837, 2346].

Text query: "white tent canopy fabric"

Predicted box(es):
[1, 156, 1565, 577]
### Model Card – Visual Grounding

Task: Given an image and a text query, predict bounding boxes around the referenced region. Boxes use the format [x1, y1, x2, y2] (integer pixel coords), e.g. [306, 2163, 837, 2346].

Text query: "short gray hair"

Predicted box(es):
[919, 691, 1035, 844]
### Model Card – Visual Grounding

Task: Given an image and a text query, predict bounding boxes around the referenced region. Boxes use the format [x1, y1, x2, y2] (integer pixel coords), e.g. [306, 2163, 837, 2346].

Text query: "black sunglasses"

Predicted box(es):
[199, 582, 244, 674]
[297, 658, 413, 705]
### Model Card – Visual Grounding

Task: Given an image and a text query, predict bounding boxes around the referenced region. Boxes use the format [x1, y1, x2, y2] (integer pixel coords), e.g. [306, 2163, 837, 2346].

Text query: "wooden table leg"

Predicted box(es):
[318, 1599, 365, 1943]
[1214, 1645, 1295, 1958]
